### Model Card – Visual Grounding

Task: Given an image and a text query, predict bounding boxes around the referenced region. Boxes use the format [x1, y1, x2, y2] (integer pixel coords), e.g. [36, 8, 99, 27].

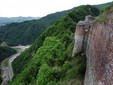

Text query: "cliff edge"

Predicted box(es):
[72, 5, 113, 85]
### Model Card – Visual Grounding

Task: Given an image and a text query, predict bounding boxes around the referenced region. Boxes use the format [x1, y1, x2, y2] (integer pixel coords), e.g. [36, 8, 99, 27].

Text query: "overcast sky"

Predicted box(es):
[0, 0, 112, 17]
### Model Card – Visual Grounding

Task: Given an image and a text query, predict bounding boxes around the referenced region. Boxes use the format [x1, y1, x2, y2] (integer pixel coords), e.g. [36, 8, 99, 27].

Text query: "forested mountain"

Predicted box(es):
[94, 1, 112, 10]
[0, 10, 70, 46]
[0, 17, 40, 26]
[0, 46, 16, 63]
[0, 2, 111, 46]
[9, 5, 100, 85]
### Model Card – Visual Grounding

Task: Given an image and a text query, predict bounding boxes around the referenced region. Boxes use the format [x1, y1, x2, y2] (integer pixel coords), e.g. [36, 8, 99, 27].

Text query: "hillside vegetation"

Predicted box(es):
[0, 10, 69, 46]
[94, 3, 113, 24]
[9, 5, 100, 85]
[94, 1, 112, 10]
[0, 46, 16, 63]
[0, 2, 111, 46]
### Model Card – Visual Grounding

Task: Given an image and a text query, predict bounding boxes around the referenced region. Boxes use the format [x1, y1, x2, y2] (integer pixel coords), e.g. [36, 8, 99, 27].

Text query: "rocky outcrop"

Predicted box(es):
[72, 15, 94, 57]
[72, 15, 113, 85]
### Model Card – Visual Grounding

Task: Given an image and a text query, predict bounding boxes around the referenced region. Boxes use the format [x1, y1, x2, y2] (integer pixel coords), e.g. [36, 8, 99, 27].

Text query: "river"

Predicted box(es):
[1, 45, 30, 85]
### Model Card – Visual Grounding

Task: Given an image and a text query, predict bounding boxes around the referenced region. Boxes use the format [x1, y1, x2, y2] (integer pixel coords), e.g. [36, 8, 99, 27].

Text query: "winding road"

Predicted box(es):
[1, 45, 30, 85]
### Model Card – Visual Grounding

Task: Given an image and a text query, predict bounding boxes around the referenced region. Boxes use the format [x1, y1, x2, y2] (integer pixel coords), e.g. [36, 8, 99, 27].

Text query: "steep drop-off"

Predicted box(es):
[9, 5, 99, 85]
[72, 5, 113, 85]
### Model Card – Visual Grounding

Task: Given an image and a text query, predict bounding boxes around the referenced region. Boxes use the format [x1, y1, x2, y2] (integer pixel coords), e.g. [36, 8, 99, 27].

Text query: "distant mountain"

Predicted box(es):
[94, 1, 112, 10]
[0, 10, 70, 46]
[0, 17, 40, 26]
[0, 1, 112, 46]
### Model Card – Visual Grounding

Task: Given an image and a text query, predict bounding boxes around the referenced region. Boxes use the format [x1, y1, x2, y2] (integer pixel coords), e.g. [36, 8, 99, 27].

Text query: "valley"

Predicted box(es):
[1, 45, 30, 85]
[9, 5, 100, 85]
[0, 1, 113, 85]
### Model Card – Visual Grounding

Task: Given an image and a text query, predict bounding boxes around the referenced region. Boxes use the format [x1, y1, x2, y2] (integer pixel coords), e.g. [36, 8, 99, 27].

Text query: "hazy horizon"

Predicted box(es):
[0, 0, 112, 17]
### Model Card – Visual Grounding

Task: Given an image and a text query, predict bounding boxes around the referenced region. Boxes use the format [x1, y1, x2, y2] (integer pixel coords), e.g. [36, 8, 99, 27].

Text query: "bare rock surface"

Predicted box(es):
[72, 15, 113, 85]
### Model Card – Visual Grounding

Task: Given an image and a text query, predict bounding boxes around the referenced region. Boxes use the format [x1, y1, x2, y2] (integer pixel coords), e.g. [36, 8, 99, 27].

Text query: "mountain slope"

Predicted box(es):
[0, 10, 70, 46]
[0, 46, 16, 63]
[0, 17, 40, 26]
[10, 5, 100, 85]
[0, 2, 112, 46]
[94, 1, 112, 10]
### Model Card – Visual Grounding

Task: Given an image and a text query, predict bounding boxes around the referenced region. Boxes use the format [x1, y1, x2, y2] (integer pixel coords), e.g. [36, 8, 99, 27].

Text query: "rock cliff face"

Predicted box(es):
[72, 14, 113, 85]
[72, 15, 94, 57]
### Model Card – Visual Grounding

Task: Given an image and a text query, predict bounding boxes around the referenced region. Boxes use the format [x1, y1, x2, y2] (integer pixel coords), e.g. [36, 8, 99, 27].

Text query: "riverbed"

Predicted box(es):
[1, 45, 30, 85]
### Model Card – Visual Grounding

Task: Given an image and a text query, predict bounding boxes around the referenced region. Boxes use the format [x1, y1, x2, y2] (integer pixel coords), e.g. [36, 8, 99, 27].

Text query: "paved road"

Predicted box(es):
[1, 45, 30, 85]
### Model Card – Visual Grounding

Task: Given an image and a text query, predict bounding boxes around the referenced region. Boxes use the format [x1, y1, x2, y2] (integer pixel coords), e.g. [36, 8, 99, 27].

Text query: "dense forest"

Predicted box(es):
[0, 2, 112, 46]
[9, 5, 100, 85]
[0, 46, 16, 63]
[0, 10, 70, 46]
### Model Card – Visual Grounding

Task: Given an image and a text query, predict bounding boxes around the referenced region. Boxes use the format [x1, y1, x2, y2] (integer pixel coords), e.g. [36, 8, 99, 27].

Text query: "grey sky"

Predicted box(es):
[0, 0, 112, 17]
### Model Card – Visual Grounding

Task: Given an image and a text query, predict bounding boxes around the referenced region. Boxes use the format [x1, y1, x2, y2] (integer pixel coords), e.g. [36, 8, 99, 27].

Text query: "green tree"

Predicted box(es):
[37, 64, 52, 85]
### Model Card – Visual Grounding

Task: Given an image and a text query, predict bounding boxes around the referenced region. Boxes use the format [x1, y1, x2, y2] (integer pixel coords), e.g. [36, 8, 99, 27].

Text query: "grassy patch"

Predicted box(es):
[94, 4, 113, 24]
